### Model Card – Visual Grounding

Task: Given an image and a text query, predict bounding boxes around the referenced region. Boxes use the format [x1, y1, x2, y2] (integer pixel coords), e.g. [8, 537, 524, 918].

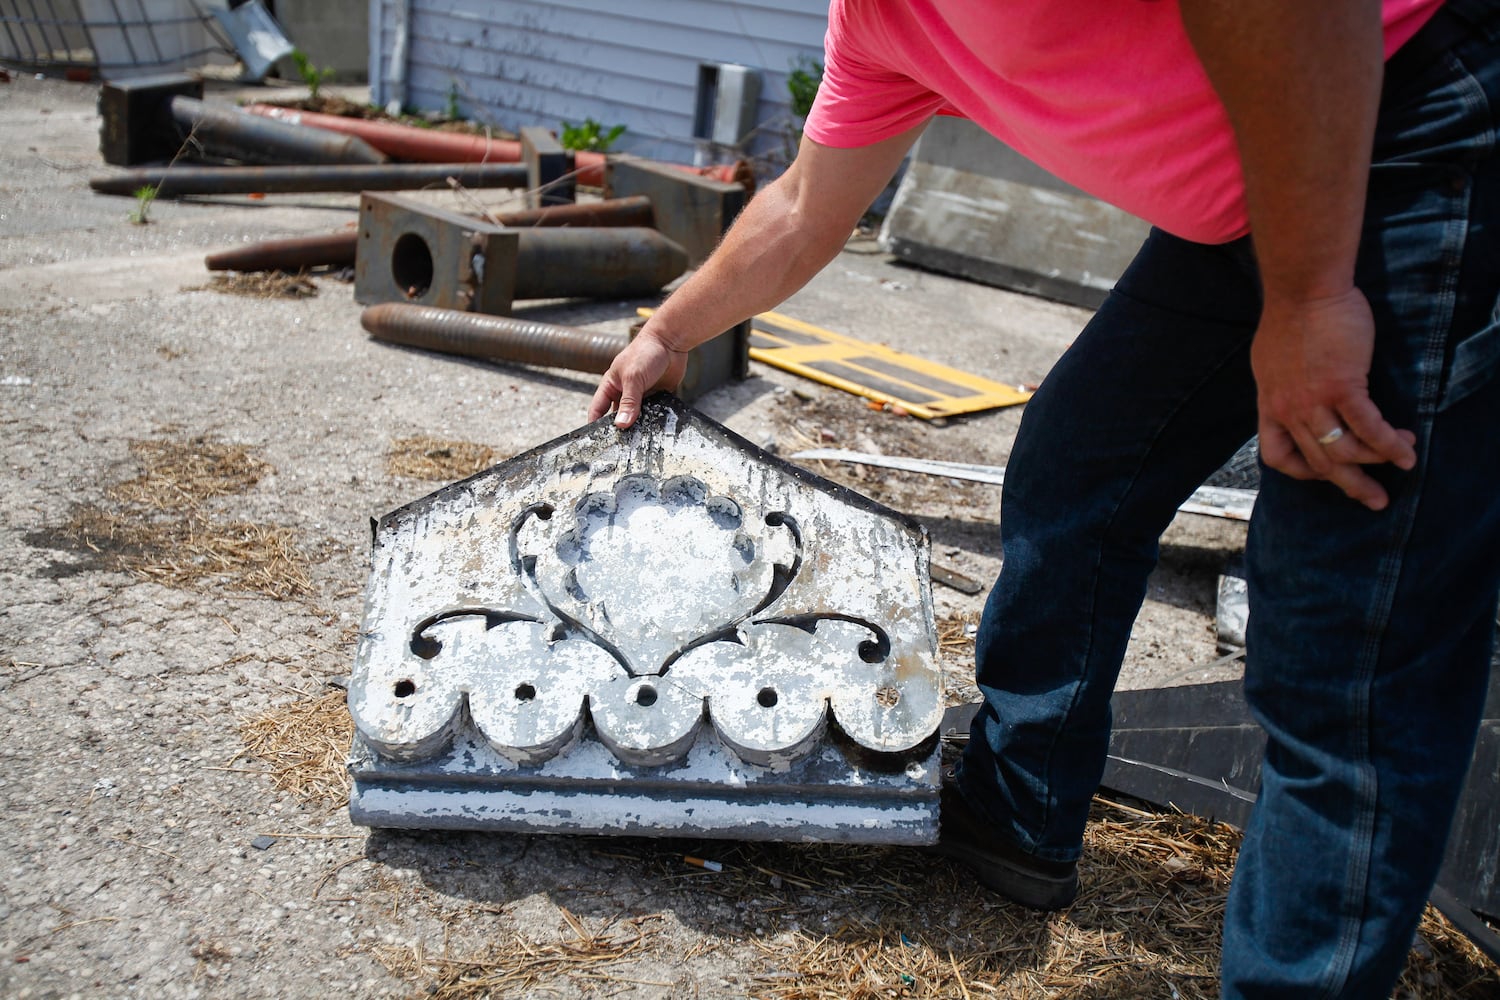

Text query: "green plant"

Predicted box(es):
[290, 49, 335, 102]
[787, 56, 824, 122]
[559, 118, 626, 153]
[129, 184, 157, 225]
[445, 82, 461, 121]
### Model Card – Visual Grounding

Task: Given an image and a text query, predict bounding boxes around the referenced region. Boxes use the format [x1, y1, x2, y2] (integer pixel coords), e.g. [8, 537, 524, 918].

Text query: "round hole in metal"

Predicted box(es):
[391, 232, 434, 298]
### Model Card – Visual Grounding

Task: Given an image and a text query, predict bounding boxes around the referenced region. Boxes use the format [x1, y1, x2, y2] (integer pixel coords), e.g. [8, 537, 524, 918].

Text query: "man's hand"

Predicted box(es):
[588, 328, 689, 427]
[582, 127, 926, 430]
[1179, 0, 1416, 511]
[1252, 288, 1417, 510]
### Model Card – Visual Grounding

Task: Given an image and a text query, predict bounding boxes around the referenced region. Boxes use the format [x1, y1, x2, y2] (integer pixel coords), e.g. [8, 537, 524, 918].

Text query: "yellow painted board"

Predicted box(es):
[749, 311, 1030, 419]
[639, 308, 1032, 420]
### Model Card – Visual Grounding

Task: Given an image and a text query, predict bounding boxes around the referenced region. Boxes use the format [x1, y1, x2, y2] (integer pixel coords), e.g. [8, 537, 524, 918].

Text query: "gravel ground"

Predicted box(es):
[0, 74, 1276, 1000]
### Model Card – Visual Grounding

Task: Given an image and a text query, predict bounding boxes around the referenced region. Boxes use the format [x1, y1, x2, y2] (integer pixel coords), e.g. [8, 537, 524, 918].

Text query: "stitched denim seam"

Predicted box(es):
[1322, 161, 1472, 1000]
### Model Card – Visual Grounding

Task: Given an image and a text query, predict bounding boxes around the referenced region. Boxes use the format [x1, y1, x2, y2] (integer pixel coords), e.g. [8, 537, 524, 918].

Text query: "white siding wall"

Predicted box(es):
[370, 0, 827, 169]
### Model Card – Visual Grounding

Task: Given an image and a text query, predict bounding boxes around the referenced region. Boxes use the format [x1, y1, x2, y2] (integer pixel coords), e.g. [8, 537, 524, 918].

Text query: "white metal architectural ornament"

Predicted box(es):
[347, 395, 945, 843]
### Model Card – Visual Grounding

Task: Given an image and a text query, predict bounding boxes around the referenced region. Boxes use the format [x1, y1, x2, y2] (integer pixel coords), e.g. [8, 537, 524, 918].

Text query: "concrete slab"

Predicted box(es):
[0, 74, 1258, 999]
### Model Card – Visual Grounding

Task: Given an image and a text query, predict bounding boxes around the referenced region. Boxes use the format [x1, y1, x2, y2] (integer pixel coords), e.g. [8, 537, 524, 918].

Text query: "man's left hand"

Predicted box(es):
[1252, 286, 1417, 511]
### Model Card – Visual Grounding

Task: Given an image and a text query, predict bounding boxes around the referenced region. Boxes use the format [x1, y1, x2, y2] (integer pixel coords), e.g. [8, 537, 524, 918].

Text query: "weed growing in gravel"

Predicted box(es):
[129, 184, 157, 225]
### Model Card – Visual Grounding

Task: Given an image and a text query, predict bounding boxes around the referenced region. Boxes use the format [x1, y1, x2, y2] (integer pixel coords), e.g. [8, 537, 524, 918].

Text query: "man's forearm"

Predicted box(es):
[643, 171, 858, 354]
[588, 127, 923, 425]
[641, 127, 924, 353]
[1179, 0, 1384, 305]
[1181, 0, 1416, 510]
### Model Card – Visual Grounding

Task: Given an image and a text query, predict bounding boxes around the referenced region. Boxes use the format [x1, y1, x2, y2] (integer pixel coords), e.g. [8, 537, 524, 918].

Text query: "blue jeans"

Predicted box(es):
[956, 1, 1500, 995]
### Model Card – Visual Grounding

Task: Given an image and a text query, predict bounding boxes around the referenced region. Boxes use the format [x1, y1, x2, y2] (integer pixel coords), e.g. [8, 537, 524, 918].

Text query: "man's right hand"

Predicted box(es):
[581, 126, 927, 431]
[588, 328, 690, 427]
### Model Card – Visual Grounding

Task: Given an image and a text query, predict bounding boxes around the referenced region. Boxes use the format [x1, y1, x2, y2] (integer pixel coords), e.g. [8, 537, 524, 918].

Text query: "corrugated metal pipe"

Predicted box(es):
[169, 97, 388, 166]
[204, 196, 656, 272]
[90, 162, 528, 197]
[361, 302, 627, 374]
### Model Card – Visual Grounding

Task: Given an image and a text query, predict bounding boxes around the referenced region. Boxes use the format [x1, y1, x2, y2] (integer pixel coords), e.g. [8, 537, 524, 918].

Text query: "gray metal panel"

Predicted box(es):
[373, 0, 827, 165]
[880, 117, 1151, 310]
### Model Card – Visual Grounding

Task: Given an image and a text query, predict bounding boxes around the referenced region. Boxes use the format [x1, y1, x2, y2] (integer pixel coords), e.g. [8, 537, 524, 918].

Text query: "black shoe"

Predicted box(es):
[937, 779, 1079, 911]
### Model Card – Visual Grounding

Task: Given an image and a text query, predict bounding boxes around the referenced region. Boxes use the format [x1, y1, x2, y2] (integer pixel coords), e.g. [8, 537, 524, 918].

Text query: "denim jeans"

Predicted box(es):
[955, 1, 1500, 996]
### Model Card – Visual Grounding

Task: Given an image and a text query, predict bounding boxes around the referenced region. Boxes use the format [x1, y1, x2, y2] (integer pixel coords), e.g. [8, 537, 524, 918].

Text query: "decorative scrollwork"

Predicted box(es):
[363, 474, 906, 767]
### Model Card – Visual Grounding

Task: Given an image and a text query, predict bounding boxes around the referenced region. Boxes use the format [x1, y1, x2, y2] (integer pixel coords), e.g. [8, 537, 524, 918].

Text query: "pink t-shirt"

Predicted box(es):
[804, 0, 1445, 244]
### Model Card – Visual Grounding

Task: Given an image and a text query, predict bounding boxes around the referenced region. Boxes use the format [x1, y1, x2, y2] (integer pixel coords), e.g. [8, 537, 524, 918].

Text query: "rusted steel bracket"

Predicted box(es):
[521, 126, 574, 208]
[354, 195, 519, 315]
[98, 73, 203, 166]
[353, 192, 687, 313]
[607, 158, 747, 267]
[347, 395, 944, 844]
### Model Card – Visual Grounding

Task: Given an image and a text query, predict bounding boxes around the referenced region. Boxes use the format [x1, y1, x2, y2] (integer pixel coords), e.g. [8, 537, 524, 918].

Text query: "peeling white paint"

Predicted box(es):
[348, 396, 943, 841]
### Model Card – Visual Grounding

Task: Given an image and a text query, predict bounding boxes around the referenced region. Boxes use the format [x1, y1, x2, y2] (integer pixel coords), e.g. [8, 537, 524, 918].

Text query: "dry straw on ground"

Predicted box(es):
[61, 436, 314, 599]
[65, 506, 314, 599]
[250, 679, 1498, 998]
[238, 687, 354, 807]
[386, 435, 500, 481]
[108, 437, 271, 508]
[377, 911, 665, 999]
[194, 272, 320, 299]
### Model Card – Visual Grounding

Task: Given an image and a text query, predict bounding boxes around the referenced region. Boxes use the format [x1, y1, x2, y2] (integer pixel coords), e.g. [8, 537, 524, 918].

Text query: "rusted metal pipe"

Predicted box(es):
[204, 197, 658, 273]
[243, 104, 754, 191]
[494, 195, 655, 229]
[90, 162, 529, 197]
[169, 96, 388, 166]
[511, 227, 688, 301]
[361, 302, 626, 373]
[247, 105, 524, 167]
[205, 230, 361, 272]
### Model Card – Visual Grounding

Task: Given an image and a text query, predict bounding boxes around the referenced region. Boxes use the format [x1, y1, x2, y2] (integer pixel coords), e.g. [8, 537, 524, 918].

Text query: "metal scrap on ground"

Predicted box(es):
[749, 310, 1033, 420]
[347, 395, 945, 844]
[793, 448, 1258, 521]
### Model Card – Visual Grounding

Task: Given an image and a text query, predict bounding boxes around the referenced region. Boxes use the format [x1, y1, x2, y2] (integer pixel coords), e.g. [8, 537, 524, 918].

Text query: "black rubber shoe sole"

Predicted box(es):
[937, 783, 1079, 911]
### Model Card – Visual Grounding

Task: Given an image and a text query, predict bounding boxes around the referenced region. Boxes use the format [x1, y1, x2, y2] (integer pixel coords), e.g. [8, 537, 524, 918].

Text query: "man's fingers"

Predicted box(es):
[1261, 418, 1395, 511]
[1338, 398, 1417, 470]
[1259, 423, 1317, 480]
[612, 387, 642, 429]
[587, 378, 621, 422]
[1322, 462, 1391, 511]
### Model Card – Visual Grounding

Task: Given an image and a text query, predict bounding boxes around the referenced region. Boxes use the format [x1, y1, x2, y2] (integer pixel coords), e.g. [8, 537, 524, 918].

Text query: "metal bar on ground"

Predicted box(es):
[89, 162, 529, 197]
[791, 448, 1259, 521]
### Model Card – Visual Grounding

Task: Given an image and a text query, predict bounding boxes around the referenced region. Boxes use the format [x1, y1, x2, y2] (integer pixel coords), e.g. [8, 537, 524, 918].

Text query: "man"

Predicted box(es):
[589, 2, 1500, 996]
